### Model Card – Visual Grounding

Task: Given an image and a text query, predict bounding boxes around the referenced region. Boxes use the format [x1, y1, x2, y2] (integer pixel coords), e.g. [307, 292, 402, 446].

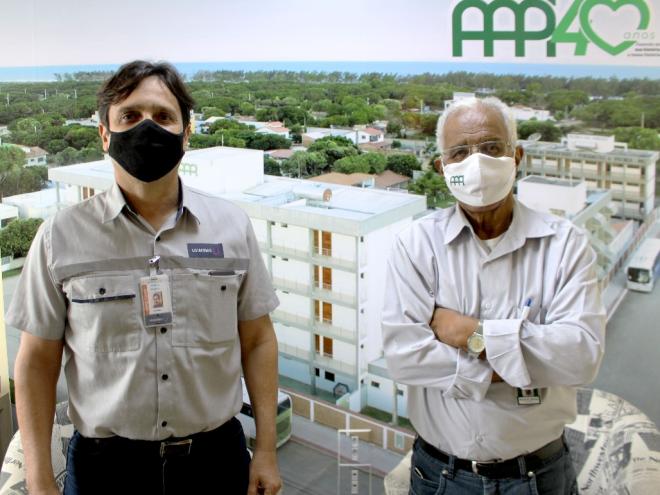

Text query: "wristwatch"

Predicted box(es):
[466, 320, 485, 357]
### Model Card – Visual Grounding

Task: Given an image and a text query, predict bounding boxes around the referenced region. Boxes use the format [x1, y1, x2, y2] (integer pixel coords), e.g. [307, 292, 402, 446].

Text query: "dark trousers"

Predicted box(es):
[63, 417, 251, 495]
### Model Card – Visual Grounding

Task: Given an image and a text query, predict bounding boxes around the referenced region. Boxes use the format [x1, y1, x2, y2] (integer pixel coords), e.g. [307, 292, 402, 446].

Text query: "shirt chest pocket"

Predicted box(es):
[66, 274, 140, 353]
[171, 271, 242, 347]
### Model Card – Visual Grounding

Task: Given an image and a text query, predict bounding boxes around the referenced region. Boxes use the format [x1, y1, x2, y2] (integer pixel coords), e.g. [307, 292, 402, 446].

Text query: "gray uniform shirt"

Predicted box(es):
[6, 182, 279, 440]
[382, 199, 605, 461]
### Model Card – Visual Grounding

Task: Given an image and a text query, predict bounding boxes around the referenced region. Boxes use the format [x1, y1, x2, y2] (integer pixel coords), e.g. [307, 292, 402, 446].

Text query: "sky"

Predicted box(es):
[0, 0, 447, 67]
[1, 0, 659, 70]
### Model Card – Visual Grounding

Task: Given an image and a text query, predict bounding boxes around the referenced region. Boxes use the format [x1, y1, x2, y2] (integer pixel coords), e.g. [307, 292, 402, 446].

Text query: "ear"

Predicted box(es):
[183, 124, 192, 150]
[433, 157, 444, 175]
[99, 123, 111, 153]
[514, 145, 524, 168]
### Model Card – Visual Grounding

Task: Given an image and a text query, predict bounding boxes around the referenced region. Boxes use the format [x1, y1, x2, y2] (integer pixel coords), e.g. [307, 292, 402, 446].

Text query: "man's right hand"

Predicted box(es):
[27, 480, 60, 495]
[14, 333, 64, 495]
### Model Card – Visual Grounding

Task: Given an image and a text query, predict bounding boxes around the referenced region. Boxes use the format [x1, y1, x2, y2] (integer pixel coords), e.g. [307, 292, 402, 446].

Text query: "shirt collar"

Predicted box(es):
[101, 180, 201, 225]
[443, 198, 556, 246]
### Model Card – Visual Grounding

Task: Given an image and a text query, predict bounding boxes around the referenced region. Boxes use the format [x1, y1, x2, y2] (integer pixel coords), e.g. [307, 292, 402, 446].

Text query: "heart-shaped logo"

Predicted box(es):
[579, 0, 651, 55]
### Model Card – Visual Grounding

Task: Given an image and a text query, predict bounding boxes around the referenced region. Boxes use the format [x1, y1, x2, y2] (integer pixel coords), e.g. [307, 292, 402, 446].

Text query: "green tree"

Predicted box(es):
[264, 156, 281, 176]
[614, 127, 660, 150]
[0, 145, 26, 194]
[0, 218, 44, 258]
[386, 121, 403, 136]
[308, 136, 358, 165]
[517, 120, 562, 142]
[281, 151, 327, 177]
[408, 170, 452, 209]
[245, 133, 291, 151]
[386, 154, 421, 177]
[333, 153, 386, 174]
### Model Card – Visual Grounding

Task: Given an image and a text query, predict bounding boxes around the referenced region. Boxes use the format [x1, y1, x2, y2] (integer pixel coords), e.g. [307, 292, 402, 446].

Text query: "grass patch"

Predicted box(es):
[2, 268, 22, 279]
[360, 405, 414, 432]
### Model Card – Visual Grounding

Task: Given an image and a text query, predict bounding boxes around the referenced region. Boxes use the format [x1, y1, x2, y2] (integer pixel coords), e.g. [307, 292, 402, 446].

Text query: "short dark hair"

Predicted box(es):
[98, 60, 195, 131]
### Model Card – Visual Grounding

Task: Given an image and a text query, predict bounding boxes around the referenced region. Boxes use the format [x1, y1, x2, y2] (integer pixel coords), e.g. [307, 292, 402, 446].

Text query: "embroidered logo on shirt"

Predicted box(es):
[187, 243, 224, 258]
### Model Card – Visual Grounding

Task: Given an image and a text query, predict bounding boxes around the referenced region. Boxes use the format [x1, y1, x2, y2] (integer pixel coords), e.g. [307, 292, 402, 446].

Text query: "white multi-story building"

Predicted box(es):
[520, 134, 658, 220]
[518, 176, 634, 285]
[48, 146, 427, 413]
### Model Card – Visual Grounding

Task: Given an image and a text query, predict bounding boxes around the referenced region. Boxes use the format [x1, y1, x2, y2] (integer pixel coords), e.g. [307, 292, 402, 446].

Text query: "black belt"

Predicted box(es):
[77, 417, 241, 458]
[416, 435, 565, 479]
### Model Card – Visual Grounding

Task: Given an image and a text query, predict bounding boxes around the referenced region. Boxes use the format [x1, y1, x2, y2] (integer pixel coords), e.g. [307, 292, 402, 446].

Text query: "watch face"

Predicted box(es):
[467, 333, 485, 354]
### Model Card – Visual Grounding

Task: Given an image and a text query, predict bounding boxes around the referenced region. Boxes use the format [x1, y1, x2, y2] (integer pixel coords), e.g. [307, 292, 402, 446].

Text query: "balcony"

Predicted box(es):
[313, 352, 357, 376]
[271, 310, 357, 344]
[278, 342, 311, 363]
[278, 343, 357, 376]
[311, 282, 357, 307]
[259, 242, 357, 272]
[271, 278, 357, 308]
[313, 318, 356, 344]
[310, 247, 357, 271]
[271, 309, 312, 329]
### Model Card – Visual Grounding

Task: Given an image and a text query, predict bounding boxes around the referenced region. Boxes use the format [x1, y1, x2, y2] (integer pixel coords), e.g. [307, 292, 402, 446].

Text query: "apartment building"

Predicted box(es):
[519, 134, 658, 221]
[47, 146, 427, 413]
[518, 175, 634, 285]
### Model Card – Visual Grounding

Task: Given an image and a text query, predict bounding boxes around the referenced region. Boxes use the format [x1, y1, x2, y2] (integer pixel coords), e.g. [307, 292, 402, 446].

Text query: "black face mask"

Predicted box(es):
[108, 119, 185, 183]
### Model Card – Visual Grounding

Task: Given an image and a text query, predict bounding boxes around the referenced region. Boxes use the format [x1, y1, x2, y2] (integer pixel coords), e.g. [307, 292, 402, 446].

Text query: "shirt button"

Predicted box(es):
[162, 374, 168, 381]
[99, 287, 106, 295]
[156, 236, 161, 241]
[161, 421, 167, 427]
[160, 327, 167, 334]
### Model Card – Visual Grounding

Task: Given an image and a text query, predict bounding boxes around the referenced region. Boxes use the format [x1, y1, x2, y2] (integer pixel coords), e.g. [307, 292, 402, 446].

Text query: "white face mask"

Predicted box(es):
[443, 153, 516, 207]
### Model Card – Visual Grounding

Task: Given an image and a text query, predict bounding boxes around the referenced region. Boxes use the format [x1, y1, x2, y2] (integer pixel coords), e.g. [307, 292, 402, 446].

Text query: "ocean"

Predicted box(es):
[0, 61, 659, 82]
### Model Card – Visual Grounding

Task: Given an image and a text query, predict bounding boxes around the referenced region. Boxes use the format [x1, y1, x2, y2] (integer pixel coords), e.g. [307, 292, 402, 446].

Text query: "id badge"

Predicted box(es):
[139, 274, 173, 327]
[517, 387, 542, 405]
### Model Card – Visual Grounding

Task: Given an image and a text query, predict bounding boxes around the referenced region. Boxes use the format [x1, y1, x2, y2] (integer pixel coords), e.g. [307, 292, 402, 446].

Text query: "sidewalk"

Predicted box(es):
[291, 414, 404, 478]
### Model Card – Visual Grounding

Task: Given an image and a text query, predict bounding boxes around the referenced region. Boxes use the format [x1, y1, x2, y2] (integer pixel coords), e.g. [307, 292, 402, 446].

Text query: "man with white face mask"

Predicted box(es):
[382, 97, 605, 494]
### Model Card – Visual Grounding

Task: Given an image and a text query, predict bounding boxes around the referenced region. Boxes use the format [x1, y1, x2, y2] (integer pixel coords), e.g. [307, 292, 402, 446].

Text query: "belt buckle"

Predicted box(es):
[159, 438, 192, 457]
[471, 459, 497, 475]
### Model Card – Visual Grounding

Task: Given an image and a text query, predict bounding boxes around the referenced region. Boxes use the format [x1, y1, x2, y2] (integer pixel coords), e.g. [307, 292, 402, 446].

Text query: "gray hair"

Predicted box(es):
[436, 96, 517, 152]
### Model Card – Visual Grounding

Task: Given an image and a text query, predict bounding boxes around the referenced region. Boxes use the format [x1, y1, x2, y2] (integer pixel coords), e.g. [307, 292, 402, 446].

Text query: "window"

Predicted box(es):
[360, 236, 364, 243]
[281, 223, 288, 228]
[397, 389, 404, 396]
[325, 371, 335, 382]
[360, 273, 365, 279]
[371, 381, 380, 389]
[315, 367, 320, 377]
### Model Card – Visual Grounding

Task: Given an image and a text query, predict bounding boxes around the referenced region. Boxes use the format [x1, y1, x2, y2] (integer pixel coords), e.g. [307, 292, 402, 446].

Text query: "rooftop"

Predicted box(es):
[519, 139, 659, 163]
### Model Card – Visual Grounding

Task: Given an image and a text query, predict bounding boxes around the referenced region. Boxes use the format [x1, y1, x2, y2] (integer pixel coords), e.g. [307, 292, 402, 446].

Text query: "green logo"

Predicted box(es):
[450, 175, 466, 186]
[578, 0, 650, 55]
[452, 0, 653, 57]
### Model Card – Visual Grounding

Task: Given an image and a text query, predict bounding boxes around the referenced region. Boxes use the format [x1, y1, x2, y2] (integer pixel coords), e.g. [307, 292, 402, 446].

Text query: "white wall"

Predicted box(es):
[332, 305, 356, 332]
[331, 233, 355, 261]
[361, 217, 412, 363]
[179, 146, 263, 194]
[250, 218, 268, 243]
[277, 291, 310, 318]
[272, 224, 309, 251]
[333, 340, 356, 365]
[366, 374, 408, 418]
[274, 322, 309, 349]
[331, 268, 355, 296]
[272, 257, 309, 285]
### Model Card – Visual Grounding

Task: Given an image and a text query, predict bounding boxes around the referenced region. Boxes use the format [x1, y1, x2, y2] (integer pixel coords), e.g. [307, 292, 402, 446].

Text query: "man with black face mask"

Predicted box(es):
[8, 61, 282, 495]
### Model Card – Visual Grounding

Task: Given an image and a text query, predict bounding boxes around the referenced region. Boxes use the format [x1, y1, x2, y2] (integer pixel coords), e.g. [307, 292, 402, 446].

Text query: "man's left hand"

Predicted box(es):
[248, 449, 282, 495]
[430, 307, 479, 351]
